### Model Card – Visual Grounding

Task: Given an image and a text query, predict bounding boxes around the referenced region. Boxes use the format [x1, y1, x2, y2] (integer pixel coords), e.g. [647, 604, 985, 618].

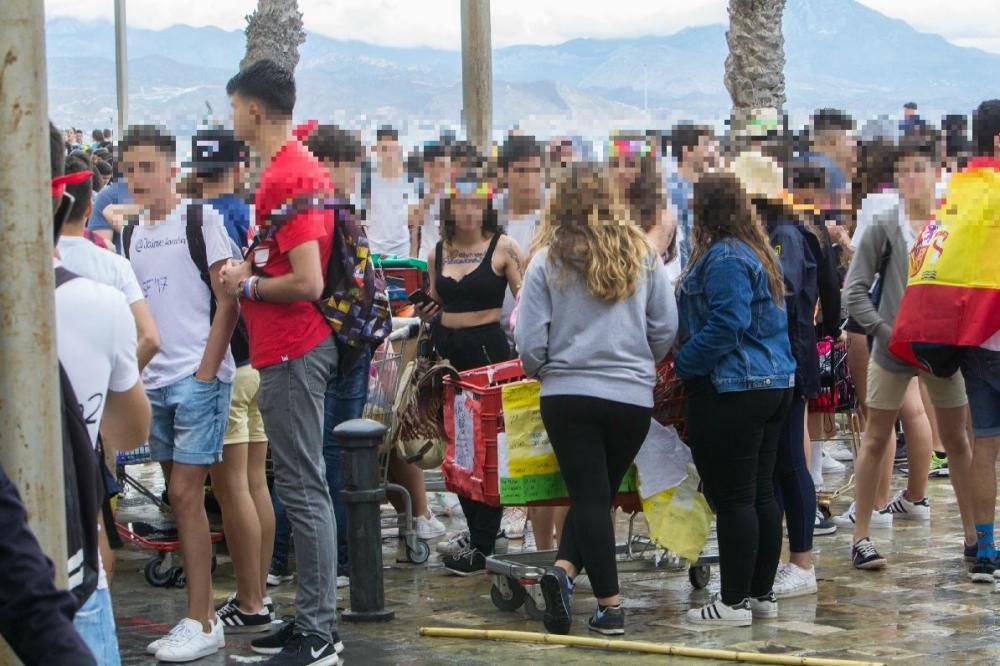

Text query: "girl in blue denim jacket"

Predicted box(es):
[676, 172, 795, 627]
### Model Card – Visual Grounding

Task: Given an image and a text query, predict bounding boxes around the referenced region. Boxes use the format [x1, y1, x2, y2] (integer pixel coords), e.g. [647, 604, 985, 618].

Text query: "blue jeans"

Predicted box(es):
[271, 348, 372, 576]
[73, 588, 120, 666]
[147, 375, 232, 466]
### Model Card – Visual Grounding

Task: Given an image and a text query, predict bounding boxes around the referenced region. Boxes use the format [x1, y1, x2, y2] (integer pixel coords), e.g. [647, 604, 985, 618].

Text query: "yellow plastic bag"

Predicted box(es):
[640, 464, 713, 562]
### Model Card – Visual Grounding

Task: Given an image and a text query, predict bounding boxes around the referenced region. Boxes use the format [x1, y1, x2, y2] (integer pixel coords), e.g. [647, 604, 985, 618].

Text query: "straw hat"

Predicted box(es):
[731, 150, 788, 204]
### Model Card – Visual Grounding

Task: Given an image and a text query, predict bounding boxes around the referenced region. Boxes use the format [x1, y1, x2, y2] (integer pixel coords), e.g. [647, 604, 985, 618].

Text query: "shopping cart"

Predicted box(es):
[440, 359, 717, 620]
[810, 336, 863, 515]
[362, 317, 432, 565]
[114, 444, 221, 588]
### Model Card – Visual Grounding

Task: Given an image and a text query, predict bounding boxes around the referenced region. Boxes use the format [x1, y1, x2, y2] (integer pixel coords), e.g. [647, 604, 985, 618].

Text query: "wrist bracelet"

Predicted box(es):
[241, 278, 250, 300]
[251, 276, 262, 302]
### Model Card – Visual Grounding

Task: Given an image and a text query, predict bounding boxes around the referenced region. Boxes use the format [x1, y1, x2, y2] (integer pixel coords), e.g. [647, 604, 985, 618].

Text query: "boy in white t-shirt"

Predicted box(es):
[366, 126, 414, 258]
[49, 123, 152, 666]
[58, 153, 161, 372]
[119, 125, 240, 662]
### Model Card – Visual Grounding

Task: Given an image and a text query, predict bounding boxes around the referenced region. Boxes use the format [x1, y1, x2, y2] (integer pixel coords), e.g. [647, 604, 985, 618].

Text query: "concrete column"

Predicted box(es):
[0, 1, 65, 663]
[460, 0, 493, 156]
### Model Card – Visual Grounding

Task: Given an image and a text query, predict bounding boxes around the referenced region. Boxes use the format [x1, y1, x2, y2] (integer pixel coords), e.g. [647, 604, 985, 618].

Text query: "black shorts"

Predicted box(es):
[432, 322, 511, 372]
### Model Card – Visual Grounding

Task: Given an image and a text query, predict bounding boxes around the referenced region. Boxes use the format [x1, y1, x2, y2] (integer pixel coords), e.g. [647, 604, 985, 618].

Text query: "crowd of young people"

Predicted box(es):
[4, 50, 998, 664]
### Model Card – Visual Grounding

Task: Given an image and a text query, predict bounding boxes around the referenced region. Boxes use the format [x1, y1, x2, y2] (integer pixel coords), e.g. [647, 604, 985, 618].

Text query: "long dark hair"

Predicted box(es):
[686, 171, 785, 308]
[439, 196, 500, 247]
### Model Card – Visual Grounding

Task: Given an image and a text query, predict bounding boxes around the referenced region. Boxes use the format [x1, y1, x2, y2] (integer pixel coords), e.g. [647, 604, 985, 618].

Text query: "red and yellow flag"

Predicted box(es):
[889, 158, 1000, 369]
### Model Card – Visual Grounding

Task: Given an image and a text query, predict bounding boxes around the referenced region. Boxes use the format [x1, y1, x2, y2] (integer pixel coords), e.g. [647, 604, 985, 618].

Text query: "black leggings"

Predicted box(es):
[540, 395, 651, 599]
[686, 378, 792, 605]
[773, 393, 815, 554]
[434, 321, 510, 554]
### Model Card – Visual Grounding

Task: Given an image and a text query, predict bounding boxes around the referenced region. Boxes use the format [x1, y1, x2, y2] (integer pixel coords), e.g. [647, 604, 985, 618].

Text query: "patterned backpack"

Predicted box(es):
[255, 195, 392, 375]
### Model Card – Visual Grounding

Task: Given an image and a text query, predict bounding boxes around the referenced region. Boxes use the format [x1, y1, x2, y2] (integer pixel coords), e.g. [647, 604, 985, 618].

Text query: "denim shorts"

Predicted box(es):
[73, 588, 121, 666]
[962, 347, 1000, 438]
[148, 374, 233, 465]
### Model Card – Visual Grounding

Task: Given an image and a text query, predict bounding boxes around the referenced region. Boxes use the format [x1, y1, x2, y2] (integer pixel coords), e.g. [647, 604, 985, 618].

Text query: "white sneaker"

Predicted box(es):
[831, 501, 892, 528]
[829, 442, 854, 462]
[773, 562, 818, 599]
[435, 530, 471, 555]
[500, 507, 528, 540]
[821, 451, 846, 473]
[154, 618, 223, 662]
[146, 618, 190, 655]
[749, 592, 778, 619]
[266, 571, 293, 587]
[337, 575, 350, 589]
[686, 594, 752, 626]
[883, 489, 930, 521]
[415, 514, 447, 540]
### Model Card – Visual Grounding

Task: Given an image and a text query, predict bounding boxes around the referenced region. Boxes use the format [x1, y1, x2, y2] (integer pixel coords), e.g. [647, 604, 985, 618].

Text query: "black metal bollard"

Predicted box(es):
[334, 418, 395, 622]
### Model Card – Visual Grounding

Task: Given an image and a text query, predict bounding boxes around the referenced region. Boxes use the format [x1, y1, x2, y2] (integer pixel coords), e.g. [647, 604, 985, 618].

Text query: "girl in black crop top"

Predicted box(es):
[413, 172, 526, 574]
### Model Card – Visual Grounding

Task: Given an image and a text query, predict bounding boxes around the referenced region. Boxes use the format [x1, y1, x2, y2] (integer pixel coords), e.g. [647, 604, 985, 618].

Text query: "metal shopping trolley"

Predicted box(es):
[440, 358, 718, 620]
[810, 336, 863, 515]
[363, 317, 433, 564]
[114, 445, 221, 588]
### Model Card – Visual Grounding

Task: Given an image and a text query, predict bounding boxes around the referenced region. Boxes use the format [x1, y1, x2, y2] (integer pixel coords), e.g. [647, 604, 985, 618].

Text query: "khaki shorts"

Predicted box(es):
[224, 365, 267, 445]
[866, 357, 968, 412]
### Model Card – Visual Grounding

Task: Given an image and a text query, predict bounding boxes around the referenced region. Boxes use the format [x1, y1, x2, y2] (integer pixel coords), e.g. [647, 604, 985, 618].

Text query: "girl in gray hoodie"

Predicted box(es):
[516, 162, 677, 637]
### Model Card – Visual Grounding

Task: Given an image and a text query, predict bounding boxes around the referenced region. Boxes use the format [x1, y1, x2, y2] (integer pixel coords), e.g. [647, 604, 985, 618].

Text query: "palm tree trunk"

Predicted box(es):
[241, 0, 306, 73]
[724, 0, 786, 114]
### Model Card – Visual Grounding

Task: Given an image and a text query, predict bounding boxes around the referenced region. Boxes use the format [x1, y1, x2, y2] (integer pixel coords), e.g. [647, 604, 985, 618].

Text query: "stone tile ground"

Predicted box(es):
[112, 455, 1000, 665]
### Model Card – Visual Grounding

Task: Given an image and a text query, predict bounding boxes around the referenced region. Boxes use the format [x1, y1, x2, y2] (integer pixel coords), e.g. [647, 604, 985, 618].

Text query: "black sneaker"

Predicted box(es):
[964, 541, 979, 563]
[969, 557, 997, 583]
[539, 566, 574, 635]
[254, 623, 344, 659]
[442, 546, 487, 576]
[215, 592, 276, 618]
[253, 622, 295, 655]
[588, 605, 624, 635]
[216, 597, 273, 633]
[263, 632, 339, 666]
[852, 537, 886, 570]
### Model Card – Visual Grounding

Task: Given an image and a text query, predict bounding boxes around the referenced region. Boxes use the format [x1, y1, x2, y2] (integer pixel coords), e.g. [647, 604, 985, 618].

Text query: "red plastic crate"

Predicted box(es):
[442, 359, 526, 506]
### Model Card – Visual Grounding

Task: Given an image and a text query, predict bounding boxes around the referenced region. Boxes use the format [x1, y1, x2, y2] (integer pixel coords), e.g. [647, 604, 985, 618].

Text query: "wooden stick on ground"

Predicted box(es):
[418, 627, 886, 666]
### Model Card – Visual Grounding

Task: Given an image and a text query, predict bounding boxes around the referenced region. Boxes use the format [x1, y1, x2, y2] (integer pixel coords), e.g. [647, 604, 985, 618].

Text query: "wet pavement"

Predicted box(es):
[111, 444, 1000, 665]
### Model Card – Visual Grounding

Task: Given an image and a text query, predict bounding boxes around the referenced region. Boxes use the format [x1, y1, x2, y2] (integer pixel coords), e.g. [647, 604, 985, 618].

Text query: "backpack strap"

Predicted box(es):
[185, 203, 213, 293]
[55, 266, 79, 288]
[122, 222, 135, 260]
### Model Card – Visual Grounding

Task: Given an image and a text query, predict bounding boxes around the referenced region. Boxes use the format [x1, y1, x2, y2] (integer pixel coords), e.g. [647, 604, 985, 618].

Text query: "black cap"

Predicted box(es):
[183, 128, 247, 174]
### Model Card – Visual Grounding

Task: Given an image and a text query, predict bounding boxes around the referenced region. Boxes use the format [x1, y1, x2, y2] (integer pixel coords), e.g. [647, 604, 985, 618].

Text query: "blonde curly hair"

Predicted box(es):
[531, 162, 653, 302]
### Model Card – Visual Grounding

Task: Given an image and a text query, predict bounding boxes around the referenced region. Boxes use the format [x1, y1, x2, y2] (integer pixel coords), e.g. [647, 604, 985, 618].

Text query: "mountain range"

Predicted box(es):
[45, 0, 1000, 141]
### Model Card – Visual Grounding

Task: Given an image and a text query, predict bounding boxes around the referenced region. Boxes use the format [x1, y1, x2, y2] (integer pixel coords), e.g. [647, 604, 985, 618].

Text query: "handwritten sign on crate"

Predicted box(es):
[452, 393, 475, 472]
[498, 380, 635, 504]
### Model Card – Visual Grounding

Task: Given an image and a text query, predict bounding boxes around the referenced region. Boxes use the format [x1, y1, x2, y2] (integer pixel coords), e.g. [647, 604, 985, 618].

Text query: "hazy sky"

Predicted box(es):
[44, 0, 1000, 54]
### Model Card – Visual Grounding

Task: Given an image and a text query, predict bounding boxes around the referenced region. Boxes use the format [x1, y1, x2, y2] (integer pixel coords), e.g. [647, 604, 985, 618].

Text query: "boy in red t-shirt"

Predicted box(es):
[220, 60, 343, 665]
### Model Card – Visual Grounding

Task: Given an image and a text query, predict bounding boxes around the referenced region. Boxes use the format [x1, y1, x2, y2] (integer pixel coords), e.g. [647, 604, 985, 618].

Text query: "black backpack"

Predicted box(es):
[55, 267, 105, 609]
[123, 203, 250, 364]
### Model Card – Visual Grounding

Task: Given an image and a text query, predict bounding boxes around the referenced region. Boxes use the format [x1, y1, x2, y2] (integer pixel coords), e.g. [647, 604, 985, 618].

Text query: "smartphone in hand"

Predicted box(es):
[407, 289, 437, 307]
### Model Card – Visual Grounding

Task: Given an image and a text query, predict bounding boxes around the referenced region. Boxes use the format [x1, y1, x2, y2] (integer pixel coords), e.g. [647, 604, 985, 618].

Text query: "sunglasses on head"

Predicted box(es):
[448, 181, 493, 198]
[607, 139, 651, 159]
